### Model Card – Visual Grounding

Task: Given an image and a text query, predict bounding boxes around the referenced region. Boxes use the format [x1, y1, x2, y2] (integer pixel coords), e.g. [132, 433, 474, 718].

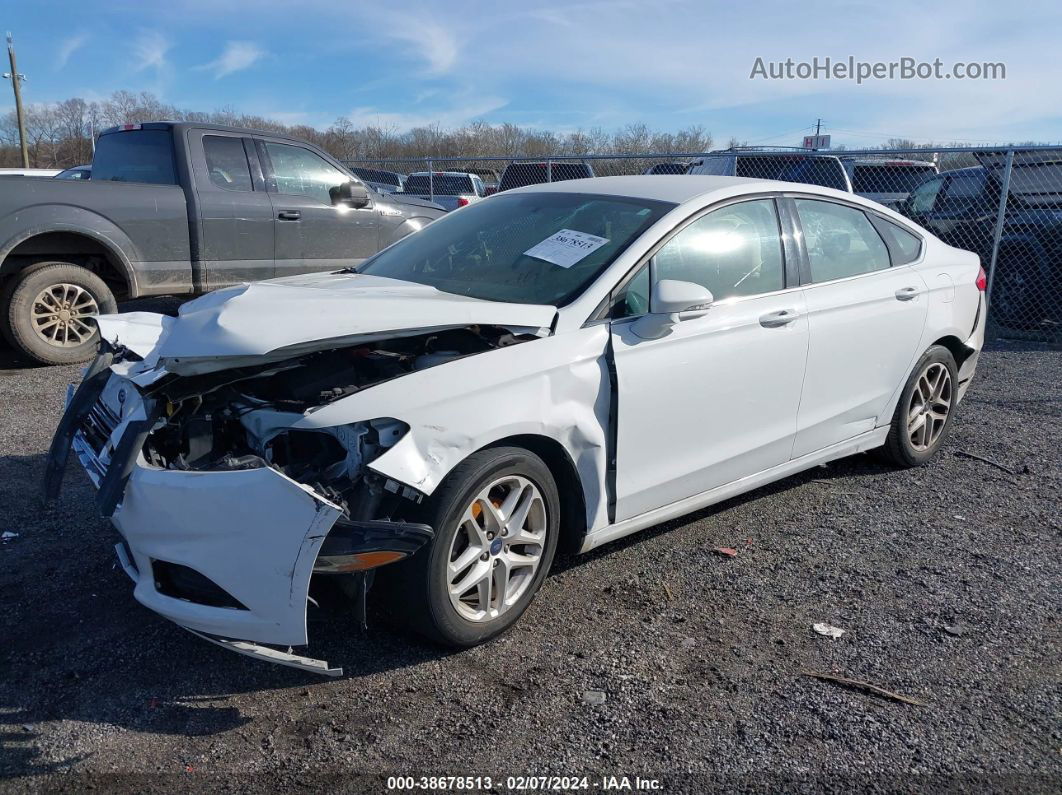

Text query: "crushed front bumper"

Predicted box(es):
[45, 364, 431, 675]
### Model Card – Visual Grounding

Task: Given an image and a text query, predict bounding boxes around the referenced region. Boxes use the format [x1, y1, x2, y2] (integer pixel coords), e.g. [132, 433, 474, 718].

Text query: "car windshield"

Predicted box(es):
[357, 192, 673, 305]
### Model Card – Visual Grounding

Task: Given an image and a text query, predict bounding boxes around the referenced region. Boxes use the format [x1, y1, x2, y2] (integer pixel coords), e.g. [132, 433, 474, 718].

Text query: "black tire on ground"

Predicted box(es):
[1, 261, 117, 365]
[395, 446, 561, 647]
[880, 345, 959, 468]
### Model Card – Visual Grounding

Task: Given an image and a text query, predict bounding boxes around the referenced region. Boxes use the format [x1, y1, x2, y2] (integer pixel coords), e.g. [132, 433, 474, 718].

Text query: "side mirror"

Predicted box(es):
[632, 279, 714, 339]
[332, 180, 371, 209]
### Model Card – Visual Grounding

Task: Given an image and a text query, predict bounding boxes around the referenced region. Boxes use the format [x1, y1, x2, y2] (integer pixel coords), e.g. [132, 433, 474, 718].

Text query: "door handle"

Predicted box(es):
[895, 286, 920, 301]
[759, 308, 801, 328]
[277, 210, 302, 221]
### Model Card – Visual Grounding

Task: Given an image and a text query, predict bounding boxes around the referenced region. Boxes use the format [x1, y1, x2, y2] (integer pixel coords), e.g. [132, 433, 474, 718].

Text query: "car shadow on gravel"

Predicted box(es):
[552, 451, 895, 574]
[0, 451, 461, 769]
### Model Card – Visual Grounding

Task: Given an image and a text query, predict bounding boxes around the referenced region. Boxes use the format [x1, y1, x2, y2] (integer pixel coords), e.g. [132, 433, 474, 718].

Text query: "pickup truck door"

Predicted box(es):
[187, 130, 276, 289]
[256, 139, 380, 276]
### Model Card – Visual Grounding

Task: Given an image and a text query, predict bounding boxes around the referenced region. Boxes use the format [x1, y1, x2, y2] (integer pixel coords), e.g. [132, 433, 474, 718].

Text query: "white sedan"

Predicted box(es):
[46, 176, 985, 675]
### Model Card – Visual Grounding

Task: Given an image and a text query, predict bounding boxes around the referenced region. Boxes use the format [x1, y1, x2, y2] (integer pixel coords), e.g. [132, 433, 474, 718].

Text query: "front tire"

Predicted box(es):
[881, 345, 958, 467]
[398, 446, 560, 647]
[1, 261, 117, 366]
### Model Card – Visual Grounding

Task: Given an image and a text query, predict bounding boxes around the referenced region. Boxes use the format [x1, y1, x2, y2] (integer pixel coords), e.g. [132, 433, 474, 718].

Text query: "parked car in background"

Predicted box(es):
[55, 165, 92, 180]
[841, 158, 937, 209]
[899, 153, 1062, 329]
[0, 122, 444, 365]
[348, 166, 405, 194]
[687, 150, 852, 192]
[460, 167, 501, 194]
[644, 162, 690, 175]
[46, 175, 984, 674]
[0, 168, 62, 177]
[400, 172, 486, 211]
[497, 161, 596, 192]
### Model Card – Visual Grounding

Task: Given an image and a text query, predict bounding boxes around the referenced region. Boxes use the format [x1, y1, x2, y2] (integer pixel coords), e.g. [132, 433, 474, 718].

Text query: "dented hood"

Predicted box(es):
[98, 274, 557, 376]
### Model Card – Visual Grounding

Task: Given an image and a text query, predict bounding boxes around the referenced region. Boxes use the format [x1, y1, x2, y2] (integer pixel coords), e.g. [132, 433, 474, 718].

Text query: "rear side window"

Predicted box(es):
[875, 219, 923, 264]
[795, 199, 890, 283]
[204, 136, 252, 192]
[92, 129, 176, 185]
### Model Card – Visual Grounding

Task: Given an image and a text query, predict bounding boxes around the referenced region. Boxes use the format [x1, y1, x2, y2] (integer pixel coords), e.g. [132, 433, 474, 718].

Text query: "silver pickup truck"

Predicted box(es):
[0, 122, 445, 365]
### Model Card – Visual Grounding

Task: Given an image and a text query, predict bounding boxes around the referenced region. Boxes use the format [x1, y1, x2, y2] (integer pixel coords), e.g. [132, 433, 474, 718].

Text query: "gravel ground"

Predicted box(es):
[0, 313, 1059, 792]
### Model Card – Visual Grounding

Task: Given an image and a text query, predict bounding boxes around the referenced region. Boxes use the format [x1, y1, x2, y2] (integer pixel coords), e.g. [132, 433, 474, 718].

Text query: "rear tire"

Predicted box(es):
[396, 446, 560, 647]
[1, 261, 117, 366]
[880, 345, 958, 468]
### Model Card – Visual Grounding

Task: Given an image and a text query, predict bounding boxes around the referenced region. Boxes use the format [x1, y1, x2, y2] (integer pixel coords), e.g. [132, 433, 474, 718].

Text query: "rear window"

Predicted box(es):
[92, 129, 177, 185]
[736, 156, 849, 191]
[852, 164, 937, 194]
[350, 166, 402, 187]
[404, 174, 476, 195]
[498, 162, 595, 192]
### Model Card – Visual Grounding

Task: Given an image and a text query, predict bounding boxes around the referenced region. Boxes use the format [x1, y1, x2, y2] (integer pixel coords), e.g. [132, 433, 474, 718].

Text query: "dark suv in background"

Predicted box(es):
[497, 161, 595, 192]
[900, 152, 1062, 329]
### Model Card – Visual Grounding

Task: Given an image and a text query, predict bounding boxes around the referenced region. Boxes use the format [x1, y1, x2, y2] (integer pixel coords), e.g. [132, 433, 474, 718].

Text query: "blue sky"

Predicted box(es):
[4, 0, 1061, 148]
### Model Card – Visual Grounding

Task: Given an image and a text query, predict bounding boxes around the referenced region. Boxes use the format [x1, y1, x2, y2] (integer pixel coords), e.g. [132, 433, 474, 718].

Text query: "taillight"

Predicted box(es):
[976, 265, 987, 291]
[456, 197, 470, 208]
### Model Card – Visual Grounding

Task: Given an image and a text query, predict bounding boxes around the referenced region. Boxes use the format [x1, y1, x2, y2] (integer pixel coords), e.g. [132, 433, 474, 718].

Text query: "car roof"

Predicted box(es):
[99, 120, 318, 146]
[844, 158, 936, 167]
[505, 174, 857, 204]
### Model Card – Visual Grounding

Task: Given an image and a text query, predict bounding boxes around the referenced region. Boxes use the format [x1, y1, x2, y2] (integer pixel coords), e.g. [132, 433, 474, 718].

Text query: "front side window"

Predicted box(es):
[908, 177, 944, 213]
[204, 135, 252, 192]
[795, 199, 890, 283]
[359, 193, 673, 305]
[263, 142, 349, 204]
[652, 199, 785, 301]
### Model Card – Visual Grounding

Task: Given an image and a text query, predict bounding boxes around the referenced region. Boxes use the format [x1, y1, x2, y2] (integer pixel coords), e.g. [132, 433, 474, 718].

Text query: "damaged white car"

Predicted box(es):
[45, 176, 986, 675]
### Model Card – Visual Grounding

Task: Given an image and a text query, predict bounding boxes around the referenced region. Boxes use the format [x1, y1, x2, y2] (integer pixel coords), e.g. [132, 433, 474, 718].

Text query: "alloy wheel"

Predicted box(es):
[907, 362, 952, 451]
[30, 283, 100, 348]
[446, 474, 548, 622]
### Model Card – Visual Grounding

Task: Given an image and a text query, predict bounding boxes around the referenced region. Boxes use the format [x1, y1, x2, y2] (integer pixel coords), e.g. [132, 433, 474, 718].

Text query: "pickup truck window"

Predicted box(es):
[204, 135, 253, 192]
[92, 130, 177, 185]
[264, 142, 349, 205]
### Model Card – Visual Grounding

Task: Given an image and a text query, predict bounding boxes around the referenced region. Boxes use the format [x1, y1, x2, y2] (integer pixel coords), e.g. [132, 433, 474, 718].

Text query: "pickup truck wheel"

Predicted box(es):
[396, 446, 560, 647]
[2, 262, 117, 365]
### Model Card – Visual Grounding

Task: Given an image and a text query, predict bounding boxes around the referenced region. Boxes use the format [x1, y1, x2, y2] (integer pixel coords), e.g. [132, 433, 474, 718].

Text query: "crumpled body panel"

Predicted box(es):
[113, 463, 342, 646]
[297, 325, 613, 533]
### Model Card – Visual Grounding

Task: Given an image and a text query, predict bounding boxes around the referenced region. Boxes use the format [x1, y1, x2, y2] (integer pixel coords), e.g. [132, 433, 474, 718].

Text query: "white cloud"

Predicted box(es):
[132, 30, 170, 72]
[347, 96, 509, 130]
[198, 41, 267, 79]
[56, 33, 89, 70]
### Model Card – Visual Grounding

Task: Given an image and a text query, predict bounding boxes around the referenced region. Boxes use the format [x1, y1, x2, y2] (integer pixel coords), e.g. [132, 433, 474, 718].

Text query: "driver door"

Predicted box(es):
[256, 138, 380, 276]
[610, 197, 809, 521]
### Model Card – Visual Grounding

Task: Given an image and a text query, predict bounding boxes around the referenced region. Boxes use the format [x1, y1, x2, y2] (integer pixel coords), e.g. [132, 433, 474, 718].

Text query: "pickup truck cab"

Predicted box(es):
[400, 171, 486, 211]
[687, 150, 852, 192]
[0, 122, 444, 365]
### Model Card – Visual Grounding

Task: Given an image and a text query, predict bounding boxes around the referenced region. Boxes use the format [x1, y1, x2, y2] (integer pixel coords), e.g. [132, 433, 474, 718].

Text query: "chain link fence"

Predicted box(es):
[345, 146, 1062, 344]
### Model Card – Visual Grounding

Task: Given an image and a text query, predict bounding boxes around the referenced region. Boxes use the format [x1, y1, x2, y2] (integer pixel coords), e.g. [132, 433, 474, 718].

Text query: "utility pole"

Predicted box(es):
[815, 118, 822, 137]
[4, 32, 29, 168]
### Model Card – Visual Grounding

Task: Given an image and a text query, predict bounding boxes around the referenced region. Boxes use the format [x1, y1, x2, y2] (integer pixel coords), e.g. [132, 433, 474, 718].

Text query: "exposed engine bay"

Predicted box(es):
[139, 325, 533, 519]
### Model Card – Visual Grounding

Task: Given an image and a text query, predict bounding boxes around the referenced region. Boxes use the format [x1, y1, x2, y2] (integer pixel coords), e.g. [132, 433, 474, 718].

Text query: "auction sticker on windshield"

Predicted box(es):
[524, 229, 609, 268]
